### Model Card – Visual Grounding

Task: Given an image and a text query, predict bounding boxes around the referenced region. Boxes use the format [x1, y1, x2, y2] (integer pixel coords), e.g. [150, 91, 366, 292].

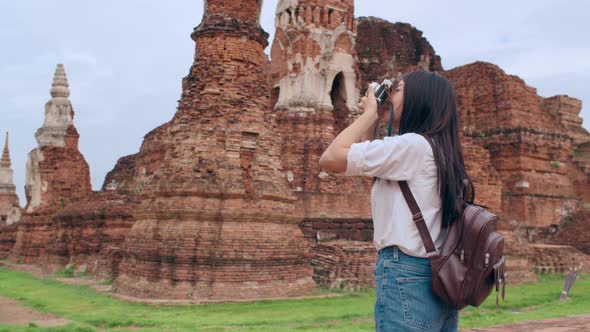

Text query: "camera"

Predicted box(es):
[370, 79, 393, 104]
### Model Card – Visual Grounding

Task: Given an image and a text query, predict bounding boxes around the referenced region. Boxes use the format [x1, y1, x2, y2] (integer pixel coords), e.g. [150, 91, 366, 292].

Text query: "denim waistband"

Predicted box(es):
[378, 246, 430, 265]
[378, 245, 404, 256]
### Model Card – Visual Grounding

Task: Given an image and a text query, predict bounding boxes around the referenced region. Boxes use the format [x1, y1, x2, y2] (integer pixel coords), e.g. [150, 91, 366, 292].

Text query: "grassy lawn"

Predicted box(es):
[0, 266, 588, 332]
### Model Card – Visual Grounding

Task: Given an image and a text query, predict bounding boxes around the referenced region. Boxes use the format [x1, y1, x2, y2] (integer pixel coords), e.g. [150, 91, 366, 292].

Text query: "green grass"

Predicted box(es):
[0, 267, 588, 331]
[460, 273, 590, 328]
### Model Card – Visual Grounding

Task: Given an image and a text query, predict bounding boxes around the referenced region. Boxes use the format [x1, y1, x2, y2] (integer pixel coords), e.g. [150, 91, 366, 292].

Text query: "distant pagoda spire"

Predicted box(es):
[0, 130, 20, 225]
[0, 131, 16, 193]
[35, 64, 75, 147]
[1, 132, 10, 168]
[50, 64, 70, 99]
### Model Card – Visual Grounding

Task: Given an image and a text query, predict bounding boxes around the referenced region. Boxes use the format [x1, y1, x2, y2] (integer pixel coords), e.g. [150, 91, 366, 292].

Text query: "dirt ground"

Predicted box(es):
[463, 314, 590, 331]
[0, 296, 70, 327]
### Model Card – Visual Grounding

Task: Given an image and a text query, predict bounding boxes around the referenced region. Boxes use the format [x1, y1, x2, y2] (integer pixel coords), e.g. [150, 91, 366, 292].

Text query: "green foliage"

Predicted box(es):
[561, 213, 574, 227]
[0, 268, 589, 331]
[54, 264, 76, 278]
[53, 264, 90, 279]
[99, 278, 113, 286]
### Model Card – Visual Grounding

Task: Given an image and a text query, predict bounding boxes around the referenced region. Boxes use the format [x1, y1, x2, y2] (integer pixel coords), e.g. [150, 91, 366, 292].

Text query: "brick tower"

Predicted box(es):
[268, 0, 376, 290]
[0, 132, 21, 225]
[24, 64, 91, 213]
[269, 0, 372, 228]
[113, 0, 317, 301]
[10, 64, 91, 263]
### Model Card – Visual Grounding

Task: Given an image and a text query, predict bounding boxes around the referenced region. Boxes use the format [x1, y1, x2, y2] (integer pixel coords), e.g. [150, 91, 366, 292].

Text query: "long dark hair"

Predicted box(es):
[397, 70, 473, 228]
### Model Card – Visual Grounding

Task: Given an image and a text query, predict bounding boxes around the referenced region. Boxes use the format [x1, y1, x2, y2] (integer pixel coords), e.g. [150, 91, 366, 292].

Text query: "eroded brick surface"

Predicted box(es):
[529, 243, 590, 274]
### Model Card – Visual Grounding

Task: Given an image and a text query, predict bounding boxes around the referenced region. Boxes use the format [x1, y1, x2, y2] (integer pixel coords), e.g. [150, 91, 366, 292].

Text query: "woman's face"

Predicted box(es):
[391, 80, 404, 122]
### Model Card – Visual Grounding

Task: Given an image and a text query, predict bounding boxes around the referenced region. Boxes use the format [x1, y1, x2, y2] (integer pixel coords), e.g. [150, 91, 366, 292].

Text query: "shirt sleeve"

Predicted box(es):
[345, 133, 430, 180]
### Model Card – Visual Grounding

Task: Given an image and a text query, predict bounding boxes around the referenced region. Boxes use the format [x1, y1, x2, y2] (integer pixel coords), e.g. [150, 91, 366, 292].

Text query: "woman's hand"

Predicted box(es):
[358, 85, 379, 122]
[319, 84, 391, 173]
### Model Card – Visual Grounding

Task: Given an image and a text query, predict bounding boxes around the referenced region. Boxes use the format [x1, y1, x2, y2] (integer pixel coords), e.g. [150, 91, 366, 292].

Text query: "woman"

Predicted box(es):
[319, 70, 472, 331]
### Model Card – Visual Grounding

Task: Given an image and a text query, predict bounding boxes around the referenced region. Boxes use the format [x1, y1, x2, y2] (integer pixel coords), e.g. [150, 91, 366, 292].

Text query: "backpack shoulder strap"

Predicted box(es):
[399, 181, 440, 258]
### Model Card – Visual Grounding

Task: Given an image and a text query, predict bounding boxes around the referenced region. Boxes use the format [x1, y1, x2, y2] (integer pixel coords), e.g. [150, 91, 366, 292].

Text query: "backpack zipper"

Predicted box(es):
[468, 234, 503, 305]
[456, 207, 488, 304]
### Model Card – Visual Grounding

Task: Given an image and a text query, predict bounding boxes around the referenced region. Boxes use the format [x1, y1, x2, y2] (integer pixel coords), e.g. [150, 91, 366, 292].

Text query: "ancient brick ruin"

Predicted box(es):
[0, 132, 21, 258]
[356, 17, 442, 84]
[23, 64, 92, 215]
[4, 64, 92, 265]
[98, 0, 316, 301]
[1, 0, 588, 300]
[0, 132, 21, 226]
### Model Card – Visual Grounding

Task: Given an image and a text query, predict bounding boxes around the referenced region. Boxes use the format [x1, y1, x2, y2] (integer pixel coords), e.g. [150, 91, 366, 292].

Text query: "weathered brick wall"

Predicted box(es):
[529, 243, 590, 274]
[275, 112, 373, 220]
[570, 142, 590, 204]
[311, 240, 376, 290]
[543, 96, 588, 145]
[443, 62, 588, 231]
[356, 16, 442, 88]
[41, 192, 137, 273]
[8, 209, 55, 264]
[102, 122, 172, 195]
[206, 0, 262, 24]
[24, 128, 91, 213]
[300, 217, 373, 242]
[549, 209, 590, 254]
[9, 125, 93, 264]
[0, 223, 16, 259]
[0, 192, 19, 226]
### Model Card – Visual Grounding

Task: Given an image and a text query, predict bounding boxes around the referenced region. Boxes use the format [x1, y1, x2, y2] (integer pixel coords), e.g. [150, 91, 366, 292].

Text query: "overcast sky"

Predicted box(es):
[1, 1, 588, 205]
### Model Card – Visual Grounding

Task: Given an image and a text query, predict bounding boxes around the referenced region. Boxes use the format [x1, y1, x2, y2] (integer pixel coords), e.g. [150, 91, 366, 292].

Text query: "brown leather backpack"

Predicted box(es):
[399, 180, 507, 309]
[368, 121, 507, 309]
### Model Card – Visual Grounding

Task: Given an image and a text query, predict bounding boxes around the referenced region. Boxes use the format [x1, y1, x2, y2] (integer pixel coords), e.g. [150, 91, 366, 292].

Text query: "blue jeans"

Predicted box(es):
[374, 246, 458, 332]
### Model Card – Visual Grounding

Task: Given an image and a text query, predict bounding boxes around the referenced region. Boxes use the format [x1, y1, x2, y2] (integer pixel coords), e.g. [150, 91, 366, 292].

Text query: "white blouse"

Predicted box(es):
[345, 133, 445, 257]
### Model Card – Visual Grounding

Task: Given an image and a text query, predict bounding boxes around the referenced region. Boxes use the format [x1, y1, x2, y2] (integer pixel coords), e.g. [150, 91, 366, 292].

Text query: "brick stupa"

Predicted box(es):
[23, 64, 91, 214]
[0, 132, 21, 225]
[110, 0, 317, 301]
[268, 0, 378, 289]
[270, 0, 373, 226]
[8, 64, 92, 263]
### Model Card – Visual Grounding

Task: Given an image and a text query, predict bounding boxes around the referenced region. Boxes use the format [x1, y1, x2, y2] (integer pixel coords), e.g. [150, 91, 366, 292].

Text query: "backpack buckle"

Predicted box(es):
[412, 212, 425, 223]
